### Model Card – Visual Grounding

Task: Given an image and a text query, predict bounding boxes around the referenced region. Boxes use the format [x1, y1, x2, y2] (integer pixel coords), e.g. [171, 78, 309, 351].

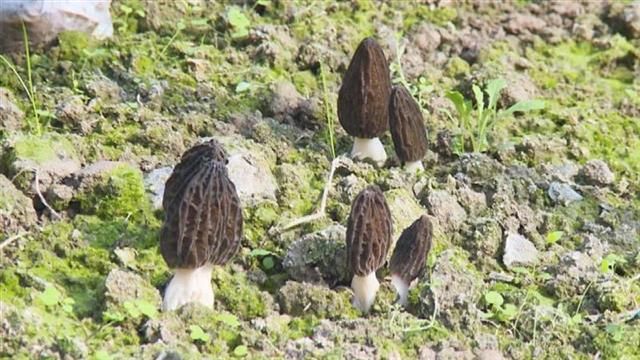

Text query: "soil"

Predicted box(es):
[0, 1, 639, 359]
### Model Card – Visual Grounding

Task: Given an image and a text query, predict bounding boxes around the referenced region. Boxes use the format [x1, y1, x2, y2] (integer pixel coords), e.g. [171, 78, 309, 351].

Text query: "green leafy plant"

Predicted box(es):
[482, 290, 518, 322]
[226, 6, 251, 39]
[189, 324, 211, 342]
[0, 22, 45, 135]
[38, 285, 76, 314]
[545, 231, 564, 245]
[443, 78, 545, 154]
[600, 253, 626, 274]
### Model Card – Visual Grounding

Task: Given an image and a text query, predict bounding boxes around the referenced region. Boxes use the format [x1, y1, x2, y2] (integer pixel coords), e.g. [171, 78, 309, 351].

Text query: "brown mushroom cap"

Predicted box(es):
[389, 215, 433, 284]
[389, 85, 428, 164]
[162, 139, 228, 211]
[346, 185, 393, 277]
[160, 144, 242, 269]
[338, 37, 392, 139]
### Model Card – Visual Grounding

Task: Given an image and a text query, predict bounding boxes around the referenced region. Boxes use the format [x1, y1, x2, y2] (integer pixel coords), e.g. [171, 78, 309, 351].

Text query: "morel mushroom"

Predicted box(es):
[389, 215, 433, 306]
[346, 185, 393, 313]
[160, 140, 242, 311]
[389, 84, 428, 173]
[338, 37, 392, 164]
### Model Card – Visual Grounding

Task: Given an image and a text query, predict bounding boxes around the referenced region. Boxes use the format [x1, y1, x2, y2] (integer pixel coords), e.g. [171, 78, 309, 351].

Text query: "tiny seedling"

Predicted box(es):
[545, 231, 564, 245]
[443, 78, 545, 154]
[482, 290, 518, 323]
[226, 6, 251, 39]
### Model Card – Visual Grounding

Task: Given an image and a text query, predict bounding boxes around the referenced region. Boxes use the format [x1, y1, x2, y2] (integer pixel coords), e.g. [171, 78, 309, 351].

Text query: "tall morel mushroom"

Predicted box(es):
[389, 84, 428, 172]
[160, 139, 243, 311]
[346, 185, 393, 313]
[338, 37, 392, 164]
[389, 215, 433, 306]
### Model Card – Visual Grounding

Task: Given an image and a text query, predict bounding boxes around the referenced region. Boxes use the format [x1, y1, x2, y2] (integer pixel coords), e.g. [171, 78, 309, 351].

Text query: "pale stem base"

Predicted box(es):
[351, 272, 380, 313]
[162, 264, 214, 311]
[351, 137, 387, 165]
[404, 160, 424, 173]
[391, 273, 410, 307]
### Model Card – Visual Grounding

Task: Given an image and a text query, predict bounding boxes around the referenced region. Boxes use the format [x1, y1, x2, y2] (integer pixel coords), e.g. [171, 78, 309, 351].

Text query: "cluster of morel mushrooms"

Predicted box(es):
[160, 37, 433, 314]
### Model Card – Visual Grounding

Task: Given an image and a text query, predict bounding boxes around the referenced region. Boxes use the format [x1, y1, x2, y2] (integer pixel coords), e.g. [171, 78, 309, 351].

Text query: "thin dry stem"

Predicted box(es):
[268, 156, 342, 235]
[34, 169, 62, 220]
[0, 232, 28, 251]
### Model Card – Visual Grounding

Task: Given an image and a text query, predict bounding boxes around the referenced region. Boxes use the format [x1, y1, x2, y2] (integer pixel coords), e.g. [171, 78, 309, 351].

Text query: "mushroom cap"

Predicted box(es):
[338, 37, 392, 139]
[160, 144, 242, 269]
[346, 185, 393, 277]
[389, 85, 428, 164]
[162, 139, 228, 211]
[389, 215, 433, 284]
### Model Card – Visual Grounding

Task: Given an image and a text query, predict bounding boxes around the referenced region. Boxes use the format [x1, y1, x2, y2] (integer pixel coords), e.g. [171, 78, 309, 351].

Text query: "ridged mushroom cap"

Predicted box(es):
[160, 143, 242, 269]
[346, 185, 393, 277]
[338, 37, 392, 139]
[389, 85, 428, 164]
[162, 139, 228, 211]
[389, 215, 433, 284]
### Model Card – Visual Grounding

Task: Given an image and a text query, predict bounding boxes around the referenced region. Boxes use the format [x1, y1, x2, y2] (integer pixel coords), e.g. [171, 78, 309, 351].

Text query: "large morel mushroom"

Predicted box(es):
[389, 84, 428, 172]
[346, 185, 393, 313]
[389, 215, 433, 306]
[338, 37, 392, 165]
[160, 139, 243, 311]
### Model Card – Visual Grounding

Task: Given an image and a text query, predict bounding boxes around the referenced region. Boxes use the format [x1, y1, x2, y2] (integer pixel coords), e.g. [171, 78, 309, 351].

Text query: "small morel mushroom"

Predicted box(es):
[160, 140, 242, 311]
[389, 84, 428, 173]
[338, 37, 392, 164]
[389, 215, 433, 306]
[346, 185, 393, 313]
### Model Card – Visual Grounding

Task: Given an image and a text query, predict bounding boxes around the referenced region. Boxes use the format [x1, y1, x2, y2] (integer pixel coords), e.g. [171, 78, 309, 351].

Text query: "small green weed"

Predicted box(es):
[443, 78, 545, 154]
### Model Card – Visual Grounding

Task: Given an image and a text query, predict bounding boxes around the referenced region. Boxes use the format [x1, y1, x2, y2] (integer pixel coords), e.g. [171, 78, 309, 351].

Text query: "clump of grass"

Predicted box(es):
[320, 60, 336, 159]
[0, 22, 44, 136]
[443, 78, 545, 154]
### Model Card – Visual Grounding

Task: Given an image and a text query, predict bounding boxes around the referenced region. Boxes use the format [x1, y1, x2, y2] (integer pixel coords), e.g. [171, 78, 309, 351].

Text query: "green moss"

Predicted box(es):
[2, 133, 77, 168]
[592, 324, 640, 359]
[212, 268, 270, 319]
[277, 281, 357, 320]
[78, 164, 153, 222]
[57, 31, 91, 61]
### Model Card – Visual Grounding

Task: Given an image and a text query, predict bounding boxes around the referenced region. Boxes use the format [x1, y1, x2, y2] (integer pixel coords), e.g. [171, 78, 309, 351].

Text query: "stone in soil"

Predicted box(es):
[502, 232, 539, 268]
[578, 159, 615, 186]
[143, 166, 173, 210]
[548, 181, 583, 205]
[0, 174, 37, 236]
[425, 190, 467, 232]
[282, 224, 348, 286]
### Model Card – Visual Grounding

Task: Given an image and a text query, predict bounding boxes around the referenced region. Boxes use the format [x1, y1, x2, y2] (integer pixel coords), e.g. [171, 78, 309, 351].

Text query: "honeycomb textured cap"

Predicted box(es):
[346, 185, 393, 276]
[389, 85, 428, 163]
[160, 143, 242, 269]
[389, 215, 433, 283]
[338, 37, 392, 139]
[162, 139, 228, 211]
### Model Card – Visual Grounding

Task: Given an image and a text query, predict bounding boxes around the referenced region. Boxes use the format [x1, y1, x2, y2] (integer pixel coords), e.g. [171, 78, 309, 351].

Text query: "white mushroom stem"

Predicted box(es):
[162, 264, 214, 311]
[391, 273, 410, 307]
[404, 160, 424, 173]
[351, 137, 387, 164]
[351, 272, 380, 313]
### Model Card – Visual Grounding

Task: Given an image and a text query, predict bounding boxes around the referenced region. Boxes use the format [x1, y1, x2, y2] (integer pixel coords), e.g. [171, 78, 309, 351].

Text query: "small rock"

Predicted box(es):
[579, 159, 615, 186]
[436, 346, 474, 360]
[425, 190, 466, 232]
[456, 186, 487, 216]
[85, 75, 123, 104]
[418, 347, 437, 360]
[385, 188, 426, 240]
[277, 281, 351, 320]
[543, 162, 580, 183]
[227, 153, 278, 205]
[545, 251, 597, 297]
[548, 182, 583, 205]
[578, 233, 608, 262]
[0, 174, 37, 237]
[283, 224, 348, 286]
[504, 14, 547, 35]
[104, 269, 161, 310]
[45, 183, 74, 210]
[503, 232, 538, 268]
[141, 313, 185, 344]
[144, 166, 173, 210]
[411, 23, 442, 53]
[417, 250, 482, 331]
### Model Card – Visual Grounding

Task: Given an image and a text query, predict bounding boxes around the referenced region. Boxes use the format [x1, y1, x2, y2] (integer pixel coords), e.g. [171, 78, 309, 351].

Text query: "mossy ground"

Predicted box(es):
[1, 1, 639, 359]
